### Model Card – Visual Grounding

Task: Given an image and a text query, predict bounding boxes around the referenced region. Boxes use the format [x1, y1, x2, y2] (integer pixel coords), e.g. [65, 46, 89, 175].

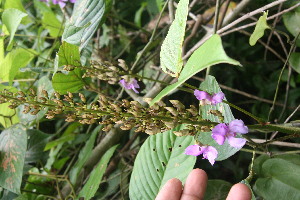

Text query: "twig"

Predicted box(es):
[213, 0, 221, 34]
[270, 104, 300, 140]
[218, 0, 231, 29]
[268, 31, 300, 121]
[278, 64, 292, 121]
[251, 139, 300, 148]
[207, 0, 222, 78]
[218, 0, 288, 34]
[168, 0, 174, 22]
[182, 14, 202, 55]
[183, 0, 252, 60]
[239, 30, 285, 63]
[264, 3, 283, 59]
[130, 0, 169, 71]
[184, 0, 288, 60]
[220, 2, 300, 36]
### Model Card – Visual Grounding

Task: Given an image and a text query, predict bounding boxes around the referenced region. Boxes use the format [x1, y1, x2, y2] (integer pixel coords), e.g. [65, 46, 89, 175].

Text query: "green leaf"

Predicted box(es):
[4, 0, 30, 25]
[42, 12, 63, 37]
[58, 42, 81, 67]
[44, 135, 75, 151]
[62, 0, 105, 50]
[129, 126, 196, 200]
[77, 144, 118, 200]
[1, 8, 27, 46]
[52, 68, 84, 94]
[0, 85, 19, 128]
[0, 124, 27, 194]
[160, 0, 188, 77]
[283, 6, 300, 46]
[0, 48, 36, 85]
[249, 11, 270, 46]
[289, 52, 300, 74]
[254, 154, 300, 200]
[26, 130, 51, 163]
[151, 34, 241, 106]
[204, 180, 232, 200]
[69, 125, 101, 184]
[197, 75, 244, 160]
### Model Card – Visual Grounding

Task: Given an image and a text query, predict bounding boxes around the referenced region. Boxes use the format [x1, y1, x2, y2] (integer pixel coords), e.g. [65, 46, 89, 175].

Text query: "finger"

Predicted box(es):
[155, 178, 183, 200]
[180, 169, 208, 200]
[226, 183, 252, 200]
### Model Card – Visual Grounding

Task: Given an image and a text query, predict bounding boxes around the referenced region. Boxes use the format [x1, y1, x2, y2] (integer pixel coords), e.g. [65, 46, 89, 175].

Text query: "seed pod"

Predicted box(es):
[54, 92, 61, 99]
[39, 97, 47, 103]
[30, 109, 40, 115]
[17, 97, 26, 101]
[122, 99, 130, 108]
[23, 105, 31, 114]
[18, 91, 26, 97]
[169, 100, 185, 111]
[29, 88, 36, 97]
[67, 91, 73, 99]
[173, 129, 190, 137]
[187, 105, 198, 116]
[42, 90, 48, 98]
[165, 107, 178, 116]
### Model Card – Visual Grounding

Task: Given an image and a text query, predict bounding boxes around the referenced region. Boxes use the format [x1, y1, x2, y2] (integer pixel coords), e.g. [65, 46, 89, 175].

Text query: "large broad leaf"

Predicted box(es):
[69, 125, 101, 185]
[160, 0, 188, 77]
[253, 154, 300, 200]
[249, 11, 270, 46]
[62, 0, 105, 50]
[197, 75, 243, 160]
[0, 124, 27, 194]
[77, 144, 118, 200]
[1, 8, 27, 46]
[150, 34, 241, 106]
[129, 126, 196, 200]
[0, 48, 36, 85]
[52, 68, 84, 94]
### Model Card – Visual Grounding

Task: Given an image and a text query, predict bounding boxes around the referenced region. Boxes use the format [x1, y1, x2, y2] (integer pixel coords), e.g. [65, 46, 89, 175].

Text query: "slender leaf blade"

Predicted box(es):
[151, 34, 241, 106]
[77, 144, 118, 200]
[160, 0, 188, 77]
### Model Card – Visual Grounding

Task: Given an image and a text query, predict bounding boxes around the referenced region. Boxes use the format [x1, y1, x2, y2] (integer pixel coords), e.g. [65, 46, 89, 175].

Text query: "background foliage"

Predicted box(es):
[0, 0, 300, 199]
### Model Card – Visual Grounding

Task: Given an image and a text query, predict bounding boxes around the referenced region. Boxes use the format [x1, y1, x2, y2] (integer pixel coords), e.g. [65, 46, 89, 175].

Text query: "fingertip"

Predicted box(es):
[155, 178, 182, 200]
[226, 183, 252, 200]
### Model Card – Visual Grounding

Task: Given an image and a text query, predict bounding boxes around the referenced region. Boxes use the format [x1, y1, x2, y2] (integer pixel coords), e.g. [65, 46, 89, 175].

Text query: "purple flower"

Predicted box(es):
[185, 145, 218, 165]
[194, 90, 224, 105]
[52, 0, 68, 8]
[212, 119, 248, 148]
[70, 0, 76, 3]
[119, 78, 140, 93]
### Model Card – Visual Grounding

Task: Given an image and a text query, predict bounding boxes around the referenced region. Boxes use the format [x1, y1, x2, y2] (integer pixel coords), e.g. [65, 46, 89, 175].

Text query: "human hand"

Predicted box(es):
[155, 169, 252, 200]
